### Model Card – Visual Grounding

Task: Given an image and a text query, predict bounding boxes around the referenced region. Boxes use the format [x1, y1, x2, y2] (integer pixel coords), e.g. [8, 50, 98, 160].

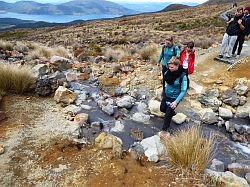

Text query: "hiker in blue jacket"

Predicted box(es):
[157, 36, 180, 91]
[160, 57, 187, 132]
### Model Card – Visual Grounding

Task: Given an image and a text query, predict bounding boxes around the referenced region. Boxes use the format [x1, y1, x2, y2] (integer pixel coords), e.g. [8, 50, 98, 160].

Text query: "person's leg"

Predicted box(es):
[162, 65, 167, 92]
[237, 35, 245, 55]
[184, 69, 189, 89]
[162, 106, 175, 131]
[232, 36, 239, 55]
[160, 95, 167, 113]
[228, 35, 238, 56]
[220, 33, 229, 56]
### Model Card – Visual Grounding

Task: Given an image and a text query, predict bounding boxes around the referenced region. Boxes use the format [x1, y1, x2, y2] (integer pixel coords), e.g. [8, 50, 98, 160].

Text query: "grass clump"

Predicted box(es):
[139, 44, 159, 61]
[162, 125, 215, 172]
[0, 63, 34, 94]
[0, 39, 14, 51]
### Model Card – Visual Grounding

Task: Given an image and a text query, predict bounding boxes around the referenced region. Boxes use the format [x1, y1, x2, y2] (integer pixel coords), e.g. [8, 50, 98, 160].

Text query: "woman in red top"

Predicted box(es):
[180, 41, 195, 89]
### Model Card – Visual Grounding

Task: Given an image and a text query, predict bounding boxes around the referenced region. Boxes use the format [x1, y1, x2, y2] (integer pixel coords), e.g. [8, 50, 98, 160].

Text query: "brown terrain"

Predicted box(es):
[0, 0, 250, 186]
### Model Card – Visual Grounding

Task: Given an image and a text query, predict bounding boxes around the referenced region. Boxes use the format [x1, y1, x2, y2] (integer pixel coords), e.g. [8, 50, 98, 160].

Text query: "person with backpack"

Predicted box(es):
[180, 41, 195, 89]
[157, 36, 180, 91]
[232, 6, 250, 58]
[159, 57, 187, 132]
[219, 8, 244, 58]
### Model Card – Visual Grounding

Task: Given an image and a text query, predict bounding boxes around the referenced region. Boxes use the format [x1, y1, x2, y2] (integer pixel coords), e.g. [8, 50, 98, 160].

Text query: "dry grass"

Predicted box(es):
[0, 39, 14, 51]
[139, 44, 159, 62]
[162, 125, 215, 172]
[13, 41, 29, 53]
[27, 45, 70, 60]
[104, 47, 131, 62]
[0, 63, 34, 94]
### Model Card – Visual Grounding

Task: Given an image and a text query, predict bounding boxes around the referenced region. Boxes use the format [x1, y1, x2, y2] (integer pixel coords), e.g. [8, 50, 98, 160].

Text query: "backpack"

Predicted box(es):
[162, 45, 181, 56]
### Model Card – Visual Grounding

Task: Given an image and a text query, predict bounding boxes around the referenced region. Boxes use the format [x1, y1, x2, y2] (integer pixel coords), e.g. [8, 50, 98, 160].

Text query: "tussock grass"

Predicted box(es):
[139, 44, 159, 61]
[14, 41, 29, 53]
[104, 47, 130, 62]
[0, 63, 34, 94]
[0, 40, 14, 51]
[162, 125, 215, 172]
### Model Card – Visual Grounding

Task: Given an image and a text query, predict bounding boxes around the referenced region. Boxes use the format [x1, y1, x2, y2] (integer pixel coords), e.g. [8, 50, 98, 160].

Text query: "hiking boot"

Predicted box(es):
[218, 54, 223, 58]
[232, 54, 236, 57]
[224, 53, 231, 58]
[236, 55, 240, 59]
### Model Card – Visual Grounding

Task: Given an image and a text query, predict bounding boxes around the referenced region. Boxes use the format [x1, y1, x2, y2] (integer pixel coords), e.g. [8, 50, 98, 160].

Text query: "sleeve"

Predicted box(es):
[175, 46, 180, 58]
[175, 75, 187, 104]
[157, 47, 164, 64]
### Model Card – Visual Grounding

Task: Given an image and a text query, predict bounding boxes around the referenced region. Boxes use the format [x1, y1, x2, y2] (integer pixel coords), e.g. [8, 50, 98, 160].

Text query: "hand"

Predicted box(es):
[170, 101, 177, 109]
[238, 19, 242, 24]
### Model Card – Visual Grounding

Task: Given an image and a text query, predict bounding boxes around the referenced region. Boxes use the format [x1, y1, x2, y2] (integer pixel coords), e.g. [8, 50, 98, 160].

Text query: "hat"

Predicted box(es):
[245, 6, 250, 12]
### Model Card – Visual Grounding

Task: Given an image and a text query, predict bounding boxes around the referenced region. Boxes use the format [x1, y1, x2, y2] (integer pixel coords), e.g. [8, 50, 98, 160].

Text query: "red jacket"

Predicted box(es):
[180, 50, 195, 74]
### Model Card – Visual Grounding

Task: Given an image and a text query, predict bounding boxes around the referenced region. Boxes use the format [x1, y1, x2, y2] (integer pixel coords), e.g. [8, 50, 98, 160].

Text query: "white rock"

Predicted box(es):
[140, 135, 166, 162]
[53, 164, 68, 173]
[199, 108, 218, 124]
[132, 112, 150, 124]
[111, 121, 124, 132]
[63, 105, 81, 116]
[116, 95, 135, 109]
[102, 104, 115, 116]
[219, 107, 233, 119]
[137, 102, 148, 114]
[74, 113, 88, 125]
[32, 64, 47, 78]
[148, 99, 164, 117]
[172, 113, 187, 124]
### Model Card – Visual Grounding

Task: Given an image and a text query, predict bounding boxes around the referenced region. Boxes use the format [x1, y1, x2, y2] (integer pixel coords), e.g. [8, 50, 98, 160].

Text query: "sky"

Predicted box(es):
[4, 0, 208, 4]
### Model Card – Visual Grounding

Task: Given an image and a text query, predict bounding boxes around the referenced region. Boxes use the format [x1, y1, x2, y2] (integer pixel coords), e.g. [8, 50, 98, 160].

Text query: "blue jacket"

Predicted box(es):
[158, 45, 180, 66]
[165, 75, 187, 104]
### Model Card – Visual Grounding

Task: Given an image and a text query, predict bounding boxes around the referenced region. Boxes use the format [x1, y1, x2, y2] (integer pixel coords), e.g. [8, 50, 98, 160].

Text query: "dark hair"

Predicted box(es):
[237, 7, 243, 12]
[187, 41, 194, 49]
[165, 36, 174, 43]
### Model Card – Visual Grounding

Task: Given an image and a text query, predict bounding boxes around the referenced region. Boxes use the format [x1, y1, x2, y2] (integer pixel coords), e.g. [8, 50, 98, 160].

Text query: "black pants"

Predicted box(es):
[232, 34, 245, 55]
[162, 65, 168, 92]
[160, 96, 176, 131]
[183, 69, 190, 89]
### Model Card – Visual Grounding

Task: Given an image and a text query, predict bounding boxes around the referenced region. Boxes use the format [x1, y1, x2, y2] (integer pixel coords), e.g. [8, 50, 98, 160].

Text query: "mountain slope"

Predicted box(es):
[204, 0, 246, 5]
[160, 4, 191, 12]
[0, 0, 134, 15]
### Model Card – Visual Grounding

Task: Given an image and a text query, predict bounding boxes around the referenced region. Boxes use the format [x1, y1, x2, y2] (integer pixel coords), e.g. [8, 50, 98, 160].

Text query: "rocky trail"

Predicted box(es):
[0, 39, 250, 186]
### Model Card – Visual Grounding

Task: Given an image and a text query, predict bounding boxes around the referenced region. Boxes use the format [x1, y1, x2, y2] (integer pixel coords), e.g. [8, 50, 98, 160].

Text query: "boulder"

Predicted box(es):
[218, 107, 233, 119]
[221, 89, 240, 107]
[234, 124, 250, 135]
[228, 163, 250, 177]
[32, 64, 47, 78]
[139, 135, 166, 162]
[132, 112, 150, 124]
[95, 132, 123, 157]
[63, 105, 81, 117]
[101, 104, 115, 116]
[54, 86, 77, 104]
[205, 169, 249, 187]
[199, 108, 218, 124]
[66, 72, 78, 82]
[234, 78, 248, 95]
[148, 99, 164, 117]
[137, 102, 148, 114]
[198, 95, 222, 109]
[116, 95, 135, 109]
[50, 55, 72, 71]
[74, 113, 89, 126]
[155, 88, 162, 101]
[236, 101, 250, 118]
[172, 113, 187, 124]
[209, 159, 225, 172]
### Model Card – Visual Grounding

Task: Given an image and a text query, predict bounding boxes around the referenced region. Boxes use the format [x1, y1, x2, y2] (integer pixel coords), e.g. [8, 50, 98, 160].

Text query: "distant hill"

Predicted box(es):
[204, 0, 245, 5]
[0, 0, 134, 15]
[160, 4, 191, 12]
[0, 17, 86, 31]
